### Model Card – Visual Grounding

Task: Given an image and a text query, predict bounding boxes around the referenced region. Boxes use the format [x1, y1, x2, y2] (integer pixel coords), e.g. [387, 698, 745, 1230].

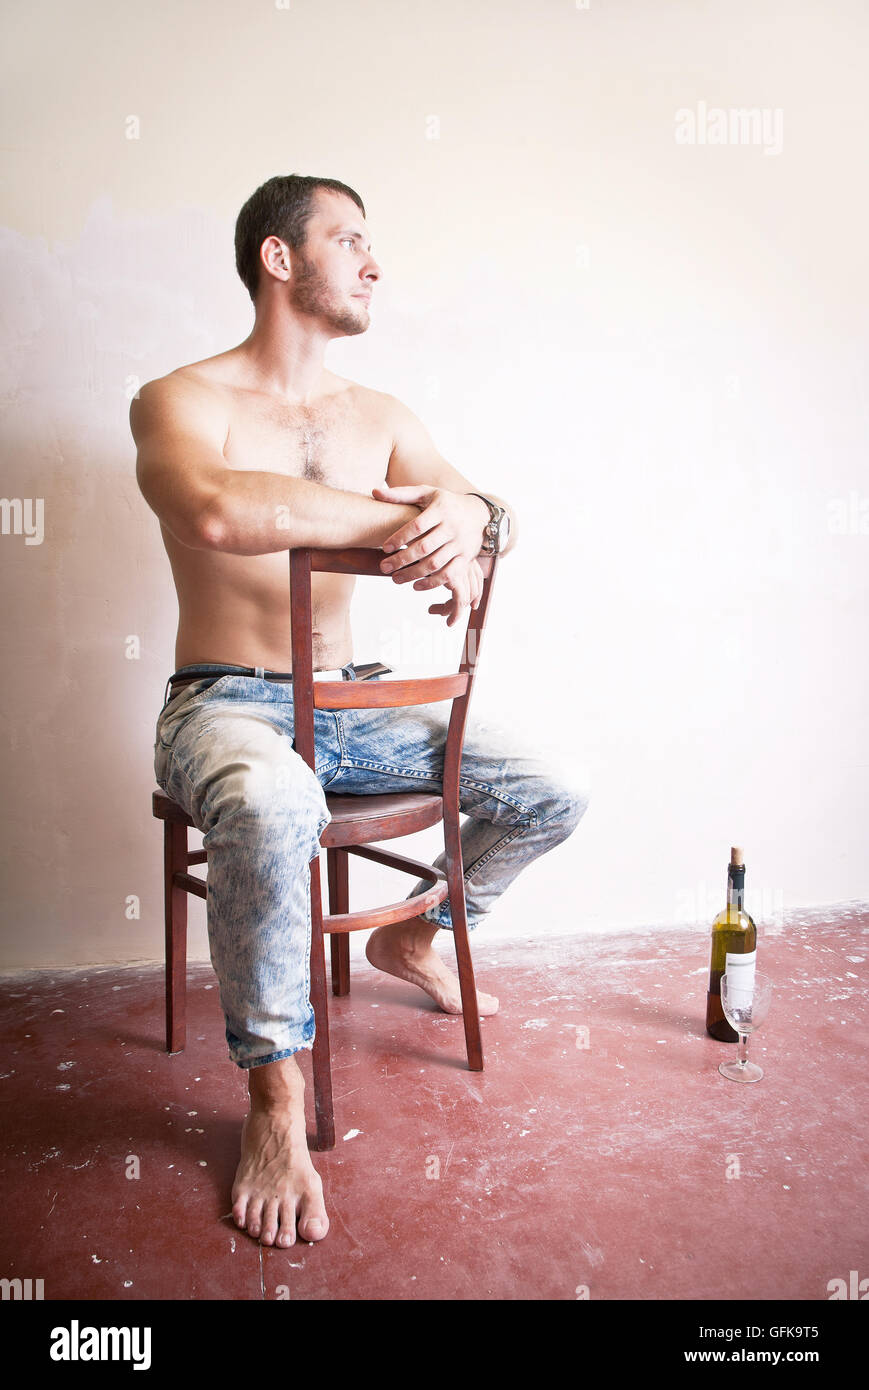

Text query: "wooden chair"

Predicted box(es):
[152, 546, 498, 1150]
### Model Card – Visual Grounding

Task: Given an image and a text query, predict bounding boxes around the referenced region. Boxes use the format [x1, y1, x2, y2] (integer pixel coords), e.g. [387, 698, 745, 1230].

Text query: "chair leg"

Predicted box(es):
[308, 852, 336, 1150]
[327, 847, 351, 996]
[444, 836, 484, 1071]
[164, 821, 188, 1054]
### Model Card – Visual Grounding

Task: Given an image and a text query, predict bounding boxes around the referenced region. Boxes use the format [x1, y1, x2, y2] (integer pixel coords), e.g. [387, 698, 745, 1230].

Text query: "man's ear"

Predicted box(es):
[260, 236, 291, 285]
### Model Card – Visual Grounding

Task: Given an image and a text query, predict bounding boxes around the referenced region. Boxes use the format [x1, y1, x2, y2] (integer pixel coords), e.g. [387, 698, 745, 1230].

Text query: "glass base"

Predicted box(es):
[719, 1059, 764, 1083]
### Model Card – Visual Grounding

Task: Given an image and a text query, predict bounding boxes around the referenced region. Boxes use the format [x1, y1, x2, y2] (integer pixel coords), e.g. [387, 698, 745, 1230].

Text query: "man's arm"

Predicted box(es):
[130, 375, 422, 555]
[377, 394, 518, 558]
[367, 395, 518, 624]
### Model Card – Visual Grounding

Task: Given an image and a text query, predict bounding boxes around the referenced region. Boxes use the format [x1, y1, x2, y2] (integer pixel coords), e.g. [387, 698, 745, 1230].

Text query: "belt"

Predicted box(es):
[163, 661, 391, 706]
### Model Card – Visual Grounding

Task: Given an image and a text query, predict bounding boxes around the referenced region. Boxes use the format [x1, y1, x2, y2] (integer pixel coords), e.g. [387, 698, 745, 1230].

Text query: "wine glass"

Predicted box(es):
[718, 969, 773, 1083]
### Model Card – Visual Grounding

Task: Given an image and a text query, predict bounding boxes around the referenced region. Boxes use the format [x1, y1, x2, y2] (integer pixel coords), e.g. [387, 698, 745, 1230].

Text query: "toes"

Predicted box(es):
[298, 1193, 329, 1243]
[276, 1201, 296, 1248]
[259, 1197, 280, 1245]
[299, 1214, 329, 1242]
[245, 1199, 264, 1240]
[232, 1193, 249, 1229]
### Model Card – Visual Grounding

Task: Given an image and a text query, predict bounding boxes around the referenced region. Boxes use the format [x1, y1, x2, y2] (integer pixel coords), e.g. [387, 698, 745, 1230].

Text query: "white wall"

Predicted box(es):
[1, 0, 867, 968]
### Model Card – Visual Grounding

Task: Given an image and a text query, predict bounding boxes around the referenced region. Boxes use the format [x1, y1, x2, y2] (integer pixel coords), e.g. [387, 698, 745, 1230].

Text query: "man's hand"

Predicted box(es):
[372, 483, 488, 588]
[426, 556, 484, 627]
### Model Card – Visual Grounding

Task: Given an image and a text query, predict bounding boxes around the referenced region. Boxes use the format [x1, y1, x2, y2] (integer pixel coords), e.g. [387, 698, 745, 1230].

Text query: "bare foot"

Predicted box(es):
[365, 918, 499, 1016]
[232, 1057, 329, 1247]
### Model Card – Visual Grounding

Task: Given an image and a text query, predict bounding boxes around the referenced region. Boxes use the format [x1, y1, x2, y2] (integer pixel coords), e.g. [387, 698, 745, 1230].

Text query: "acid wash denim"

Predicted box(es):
[153, 664, 590, 1070]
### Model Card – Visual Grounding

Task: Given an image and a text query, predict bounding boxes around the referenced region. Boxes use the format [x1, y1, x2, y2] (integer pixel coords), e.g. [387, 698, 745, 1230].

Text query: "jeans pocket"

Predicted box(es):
[157, 674, 239, 749]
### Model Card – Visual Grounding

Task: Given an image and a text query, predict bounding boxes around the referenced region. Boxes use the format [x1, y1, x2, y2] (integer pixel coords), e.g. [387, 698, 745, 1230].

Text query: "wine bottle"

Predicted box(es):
[705, 846, 757, 1042]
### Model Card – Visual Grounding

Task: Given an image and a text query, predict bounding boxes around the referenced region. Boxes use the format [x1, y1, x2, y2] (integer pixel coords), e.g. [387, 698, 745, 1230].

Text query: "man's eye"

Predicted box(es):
[340, 238, 355, 249]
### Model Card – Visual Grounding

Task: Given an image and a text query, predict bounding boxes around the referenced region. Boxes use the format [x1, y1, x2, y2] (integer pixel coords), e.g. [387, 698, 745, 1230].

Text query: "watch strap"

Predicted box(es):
[467, 492, 504, 555]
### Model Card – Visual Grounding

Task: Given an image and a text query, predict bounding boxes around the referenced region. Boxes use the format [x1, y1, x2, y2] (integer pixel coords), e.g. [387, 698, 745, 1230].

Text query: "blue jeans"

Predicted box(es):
[154, 663, 590, 1069]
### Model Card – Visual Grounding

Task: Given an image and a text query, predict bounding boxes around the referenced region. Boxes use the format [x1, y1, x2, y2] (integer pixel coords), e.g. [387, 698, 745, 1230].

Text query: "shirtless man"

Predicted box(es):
[131, 175, 588, 1251]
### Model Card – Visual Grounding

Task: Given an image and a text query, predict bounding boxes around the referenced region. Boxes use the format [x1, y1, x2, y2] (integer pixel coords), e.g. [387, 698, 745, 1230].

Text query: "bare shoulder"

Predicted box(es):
[129, 363, 230, 443]
[375, 387, 430, 435]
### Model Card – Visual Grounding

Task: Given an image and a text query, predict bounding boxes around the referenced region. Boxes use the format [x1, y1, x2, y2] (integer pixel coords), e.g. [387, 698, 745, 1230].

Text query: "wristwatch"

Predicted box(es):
[467, 492, 510, 555]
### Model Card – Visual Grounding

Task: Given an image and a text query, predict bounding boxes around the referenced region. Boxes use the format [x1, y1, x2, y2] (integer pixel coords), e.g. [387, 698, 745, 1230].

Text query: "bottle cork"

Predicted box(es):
[730, 846, 744, 867]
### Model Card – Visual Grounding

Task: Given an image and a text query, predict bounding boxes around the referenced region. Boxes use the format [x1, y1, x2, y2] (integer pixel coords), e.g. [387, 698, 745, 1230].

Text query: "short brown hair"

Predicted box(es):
[234, 174, 366, 302]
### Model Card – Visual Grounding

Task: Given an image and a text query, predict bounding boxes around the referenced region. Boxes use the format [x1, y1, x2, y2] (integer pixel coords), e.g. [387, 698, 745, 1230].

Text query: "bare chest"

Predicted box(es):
[222, 384, 392, 491]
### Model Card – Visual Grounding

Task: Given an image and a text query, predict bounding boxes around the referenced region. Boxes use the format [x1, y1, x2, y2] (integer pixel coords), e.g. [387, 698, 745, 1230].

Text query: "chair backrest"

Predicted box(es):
[289, 547, 498, 804]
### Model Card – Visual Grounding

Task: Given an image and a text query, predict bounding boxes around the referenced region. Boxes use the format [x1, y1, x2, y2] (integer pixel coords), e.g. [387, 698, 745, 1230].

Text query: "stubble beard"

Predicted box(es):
[289, 253, 368, 336]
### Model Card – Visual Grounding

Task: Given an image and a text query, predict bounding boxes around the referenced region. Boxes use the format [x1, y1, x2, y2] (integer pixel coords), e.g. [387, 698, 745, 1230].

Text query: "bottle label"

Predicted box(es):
[724, 948, 757, 1010]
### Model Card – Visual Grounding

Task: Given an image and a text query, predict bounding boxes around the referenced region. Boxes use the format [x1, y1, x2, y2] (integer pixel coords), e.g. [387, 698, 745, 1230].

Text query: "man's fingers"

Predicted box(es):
[447, 574, 470, 625]
[379, 520, 440, 560]
[409, 545, 465, 590]
[424, 556, 481, 626]
[388, 541, 458, 588]
[469, 562, 482, 609]
[428, 591, 464, 626]
[375, 486, 440, 557]
[382, 526, 451, 576]
[379, 509, 439, 558]
[372, 483, 433, 503]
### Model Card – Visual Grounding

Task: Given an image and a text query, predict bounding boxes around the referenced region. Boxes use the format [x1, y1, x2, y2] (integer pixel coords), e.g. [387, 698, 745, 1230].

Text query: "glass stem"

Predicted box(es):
[737, 1032, 749, 1068]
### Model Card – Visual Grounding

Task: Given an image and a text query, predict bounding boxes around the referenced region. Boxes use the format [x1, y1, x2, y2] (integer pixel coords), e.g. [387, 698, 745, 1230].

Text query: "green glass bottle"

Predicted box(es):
[705, 847, 757, 1042]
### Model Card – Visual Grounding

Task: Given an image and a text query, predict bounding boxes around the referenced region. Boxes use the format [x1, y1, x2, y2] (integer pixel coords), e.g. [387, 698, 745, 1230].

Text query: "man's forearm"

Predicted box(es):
[201, 471, 421, 555]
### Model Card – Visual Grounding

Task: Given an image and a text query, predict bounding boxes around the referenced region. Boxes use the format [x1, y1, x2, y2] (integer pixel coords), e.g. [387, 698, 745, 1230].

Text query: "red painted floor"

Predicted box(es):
[1, 906, 867, 1302]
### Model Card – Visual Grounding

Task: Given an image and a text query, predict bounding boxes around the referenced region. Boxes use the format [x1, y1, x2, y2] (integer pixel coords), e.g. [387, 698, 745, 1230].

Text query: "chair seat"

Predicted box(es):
[153, 789, 193, 824]
[153, 786, 444, 846]
[322, 790, 443, 846]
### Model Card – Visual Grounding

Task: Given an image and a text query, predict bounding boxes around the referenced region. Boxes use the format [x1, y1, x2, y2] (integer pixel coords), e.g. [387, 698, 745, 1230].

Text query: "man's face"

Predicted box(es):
[286, 190, 381, 336]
